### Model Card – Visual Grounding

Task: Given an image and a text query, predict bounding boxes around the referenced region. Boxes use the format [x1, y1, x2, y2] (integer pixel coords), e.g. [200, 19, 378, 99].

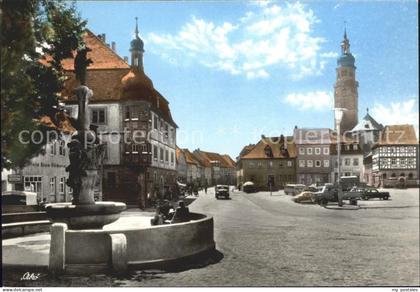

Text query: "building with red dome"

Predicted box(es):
[61, 21, 178, 207]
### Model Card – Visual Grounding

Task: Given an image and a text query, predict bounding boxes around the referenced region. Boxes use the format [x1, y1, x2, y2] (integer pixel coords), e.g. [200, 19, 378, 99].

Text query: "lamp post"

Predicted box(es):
[334, 108, 347, 207]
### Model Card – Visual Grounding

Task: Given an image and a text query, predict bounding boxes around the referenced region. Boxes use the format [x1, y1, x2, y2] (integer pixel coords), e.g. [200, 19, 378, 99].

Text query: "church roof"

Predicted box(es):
[241, 136, 297, 159]
[351, 112, 383, 132]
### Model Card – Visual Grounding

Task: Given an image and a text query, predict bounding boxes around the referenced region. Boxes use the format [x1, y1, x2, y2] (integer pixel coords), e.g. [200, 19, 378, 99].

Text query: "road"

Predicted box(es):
[3, 188, 418, 287]
[118, 187, 419, 286]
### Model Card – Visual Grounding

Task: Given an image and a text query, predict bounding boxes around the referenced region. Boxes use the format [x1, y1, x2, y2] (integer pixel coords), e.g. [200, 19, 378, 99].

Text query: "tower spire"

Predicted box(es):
[135, 17, 139, 37]
[130, 16, 144, 70]
[344, 21, 347, 40]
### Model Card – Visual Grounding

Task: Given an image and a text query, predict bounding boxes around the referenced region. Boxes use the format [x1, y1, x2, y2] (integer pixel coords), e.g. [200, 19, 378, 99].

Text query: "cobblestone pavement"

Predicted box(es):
[118, 187, 419, 287]
[2, 188, 419, 287]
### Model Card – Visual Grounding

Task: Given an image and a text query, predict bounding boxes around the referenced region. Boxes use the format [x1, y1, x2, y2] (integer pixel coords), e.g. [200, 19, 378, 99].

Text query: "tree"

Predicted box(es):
[1, 0, 87, 170]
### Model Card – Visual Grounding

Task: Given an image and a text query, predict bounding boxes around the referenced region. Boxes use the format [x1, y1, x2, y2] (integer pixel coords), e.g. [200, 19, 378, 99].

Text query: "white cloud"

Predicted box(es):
[146, 2, 334, 79]
[371, 98, 419, 136]
[283, 91, 333, 111]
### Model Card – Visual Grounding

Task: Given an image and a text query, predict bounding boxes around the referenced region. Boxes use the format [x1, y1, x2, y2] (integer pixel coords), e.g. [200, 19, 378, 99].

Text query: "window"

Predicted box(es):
[91, 108, 106, 125]
[103, 142, 108, 160]
[171, 152, 175, 164]
[268, 161, 273, 168]
[408, 173, 414, 179]
[153, 115, 158, 130]
[353, 158, 359, 166]
[345, 145, 350, 151]
[59, 177, 65, 194]
[160, 148, 164, 162]
[141, 144, 148, 154]
[24, 176, 42, 196]
[153, 145, 158, 160]
[307, 148, 313, 155]
[165, 150, 169, 162]
[315, 160, 321, 167]
[307, 160, 313, 167]
[299, 148, 305, 155]
[315, 148, 321, 155]
[50, 177, 56, 194]
[323, 147, 329, 155]
[324, 160, 330, 167]
[353, 144, 358, 150]
[287, 161, 293, 167]
[59, 140, 65, 156]
[125, 108, 130, 120]
[383, 173, 387, 179]
[132, 144, 140, 153]
[50, 142, 56, 155]
[345, 158, 351, 166]
[299, 160, 305, 167]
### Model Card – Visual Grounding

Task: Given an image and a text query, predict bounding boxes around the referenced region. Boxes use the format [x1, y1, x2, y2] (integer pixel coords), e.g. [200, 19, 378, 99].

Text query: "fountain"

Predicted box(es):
[46, 47, 126, 230]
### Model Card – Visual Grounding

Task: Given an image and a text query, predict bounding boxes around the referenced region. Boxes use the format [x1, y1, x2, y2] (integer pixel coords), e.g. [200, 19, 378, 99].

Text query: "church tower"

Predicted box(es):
[334, 29, 359, 133]
[130, 17, 145, 70]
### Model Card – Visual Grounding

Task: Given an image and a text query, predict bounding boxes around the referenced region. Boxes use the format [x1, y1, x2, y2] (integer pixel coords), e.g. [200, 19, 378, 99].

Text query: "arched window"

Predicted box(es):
[382, 173, 387, 179]
[400, 173, 405, 177]
[408, 173, 414, 179]
[391, 173, 396, 178]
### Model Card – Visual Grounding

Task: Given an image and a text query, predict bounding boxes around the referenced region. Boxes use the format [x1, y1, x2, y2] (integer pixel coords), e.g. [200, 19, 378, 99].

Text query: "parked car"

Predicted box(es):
[215, 185, 230, 199]
[361, 188, 390, 200]
[1, 190, 38, 205]
[284, 184, 306, 196]
[312, 183, 363, 206]
[242, 181, 256, 193]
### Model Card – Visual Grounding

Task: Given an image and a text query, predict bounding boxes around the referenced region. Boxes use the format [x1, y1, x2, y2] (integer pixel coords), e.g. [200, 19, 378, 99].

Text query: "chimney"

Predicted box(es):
[102, 33, 106, 42]
[124, 56, 128, 63]
[111, 41, 116, 51]
[106, 43, 110, 47]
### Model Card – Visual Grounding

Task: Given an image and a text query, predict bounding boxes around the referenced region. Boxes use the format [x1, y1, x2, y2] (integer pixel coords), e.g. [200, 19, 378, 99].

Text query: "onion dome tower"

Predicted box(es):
[334, 28, 359, 133]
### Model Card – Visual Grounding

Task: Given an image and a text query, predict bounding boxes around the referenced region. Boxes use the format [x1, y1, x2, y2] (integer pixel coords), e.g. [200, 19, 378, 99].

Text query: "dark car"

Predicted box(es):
[361, 188, 390, 200]
[215, 185, 230, 199]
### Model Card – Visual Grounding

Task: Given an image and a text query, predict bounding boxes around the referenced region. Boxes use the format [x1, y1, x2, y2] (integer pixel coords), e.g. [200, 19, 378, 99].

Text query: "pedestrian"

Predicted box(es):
[171, 200, 190, 224]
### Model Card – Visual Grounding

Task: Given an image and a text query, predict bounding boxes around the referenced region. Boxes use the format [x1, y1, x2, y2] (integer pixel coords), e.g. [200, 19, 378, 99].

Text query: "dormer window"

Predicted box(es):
[364, 124, 369, 129]
[264, 145, 273, 158]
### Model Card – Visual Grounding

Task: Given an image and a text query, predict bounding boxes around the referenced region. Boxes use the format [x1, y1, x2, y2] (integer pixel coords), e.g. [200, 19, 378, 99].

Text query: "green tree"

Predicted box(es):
[1, 0, 87, 170]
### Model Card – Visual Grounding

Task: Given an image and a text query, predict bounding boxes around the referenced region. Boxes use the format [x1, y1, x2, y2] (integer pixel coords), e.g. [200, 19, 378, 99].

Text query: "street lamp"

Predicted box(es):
[334, 108, 347, 183]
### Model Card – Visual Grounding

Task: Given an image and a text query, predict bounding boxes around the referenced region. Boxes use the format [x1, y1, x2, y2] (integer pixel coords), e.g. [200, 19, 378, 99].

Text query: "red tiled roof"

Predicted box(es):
[193, 150, 235, 168]
[56, 29, 177, 127]
[35, 111, 76, 135]
[40, 29, 130, 70]
[241, 136, 297, 159]
[221, 154, 236, 168]
[176, 146, 184, 163]
[182, 149, 200, 166]
[239, 144, 255, 158]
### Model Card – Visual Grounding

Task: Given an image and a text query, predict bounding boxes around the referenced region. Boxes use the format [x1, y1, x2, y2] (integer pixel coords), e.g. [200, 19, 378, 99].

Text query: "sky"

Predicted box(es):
[75, 0, 419, 159]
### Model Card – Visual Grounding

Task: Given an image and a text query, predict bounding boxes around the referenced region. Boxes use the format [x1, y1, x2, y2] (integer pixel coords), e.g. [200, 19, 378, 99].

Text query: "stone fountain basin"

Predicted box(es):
[46, 202, 126, 230]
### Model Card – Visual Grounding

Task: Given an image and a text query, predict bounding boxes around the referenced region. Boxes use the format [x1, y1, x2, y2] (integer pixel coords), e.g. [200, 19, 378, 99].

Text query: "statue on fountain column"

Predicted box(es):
[66, 46, 105, 205]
